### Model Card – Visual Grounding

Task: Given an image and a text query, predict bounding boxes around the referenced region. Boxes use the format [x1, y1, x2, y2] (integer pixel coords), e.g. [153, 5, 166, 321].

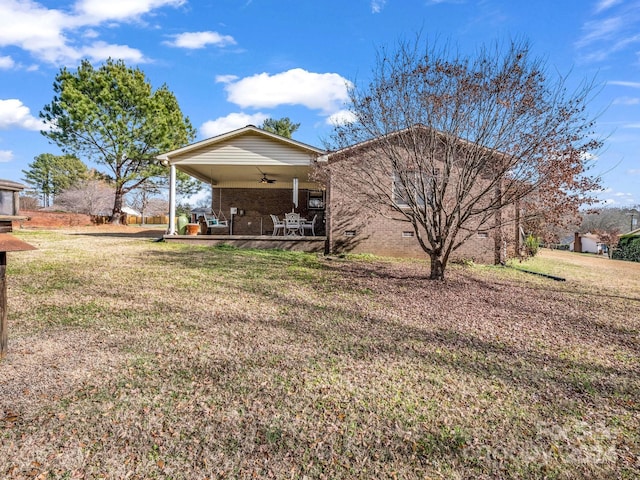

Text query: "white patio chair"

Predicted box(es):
[284, 213, 302, 236]
[301, 214, 317, 236]
[270, 214, 285, 236]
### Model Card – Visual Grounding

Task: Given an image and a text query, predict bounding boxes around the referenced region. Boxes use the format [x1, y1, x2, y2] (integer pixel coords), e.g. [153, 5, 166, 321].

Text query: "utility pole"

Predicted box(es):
[627, 212, 637, 232]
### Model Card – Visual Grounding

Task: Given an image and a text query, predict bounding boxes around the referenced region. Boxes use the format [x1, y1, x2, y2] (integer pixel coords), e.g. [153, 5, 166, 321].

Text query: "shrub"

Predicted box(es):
[524, 234, 540, 258]
[611, 238, 640, 262]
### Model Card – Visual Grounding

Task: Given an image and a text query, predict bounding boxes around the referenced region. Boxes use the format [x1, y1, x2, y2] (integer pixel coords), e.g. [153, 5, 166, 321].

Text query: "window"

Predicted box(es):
[307, 190, 325, 209]
[402, 231, 414, 238]
[393, 168, 438, 208]
[477, 232, 489, 238]
[344, 230, 356, 237]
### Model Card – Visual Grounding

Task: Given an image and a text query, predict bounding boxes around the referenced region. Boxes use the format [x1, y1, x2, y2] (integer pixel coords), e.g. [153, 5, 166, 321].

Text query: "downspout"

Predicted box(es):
[325, 170, 331, 255]
[168, 163, 176, 235]
[494, 179, 504, 265]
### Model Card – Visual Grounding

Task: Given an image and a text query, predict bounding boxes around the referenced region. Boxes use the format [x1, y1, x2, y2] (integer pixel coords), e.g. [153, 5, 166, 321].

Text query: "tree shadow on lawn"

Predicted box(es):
[70, 229, 165, 239]
[259, 287, 638, 404]
[146, 248, 639, 405]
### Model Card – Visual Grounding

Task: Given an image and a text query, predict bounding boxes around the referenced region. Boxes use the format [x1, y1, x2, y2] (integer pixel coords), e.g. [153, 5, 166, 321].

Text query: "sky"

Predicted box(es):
[0, 0, 639, 207]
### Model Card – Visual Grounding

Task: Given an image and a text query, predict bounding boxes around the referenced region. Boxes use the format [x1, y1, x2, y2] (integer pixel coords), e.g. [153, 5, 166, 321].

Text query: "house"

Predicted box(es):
[570, 232, 606, 254]
[157, 125, 327, 251]
[157, 125, 522, 263]
[322, 126, 522, 264]
[618, 227, 640, 243]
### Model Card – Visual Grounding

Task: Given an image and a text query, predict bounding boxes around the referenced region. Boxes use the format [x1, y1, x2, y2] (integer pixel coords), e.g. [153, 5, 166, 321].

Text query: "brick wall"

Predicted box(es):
[211, 188, 325, 236]
[328, 186, 497, 263]
[325, 141, 517, 265]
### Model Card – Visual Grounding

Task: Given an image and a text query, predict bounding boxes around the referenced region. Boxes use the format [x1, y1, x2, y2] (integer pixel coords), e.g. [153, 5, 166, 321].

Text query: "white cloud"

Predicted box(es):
[216, 74, 239, 84]
[74, 0, 186, 23]
[628, 169, 640, 175]
[371, 0, 387, 13]
[0, 150, 14, 162]
[80, 41, 146, 63]
[609, 80, 640, 88]
[612, 96, 640, 105]
[0, 0, 183, 65]
[0, 0, 71, 61]
[0, 56, 15, 69]
[576, 16, 623, 49]
[598, 188, 636, 205]
[595, 0, 623, 13]
[199, 112, 269, 138]
[164, 31, 236, 49]
[0, 99, 47, 131]
[219, 68, 352, 114]
[623, 123, 640, 128]
[576, 2, 640, 62]
[326, 109, 357, 126]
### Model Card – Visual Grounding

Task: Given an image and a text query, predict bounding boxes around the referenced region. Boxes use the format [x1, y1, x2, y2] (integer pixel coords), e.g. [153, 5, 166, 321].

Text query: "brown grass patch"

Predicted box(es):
[1, 233, 638, 479]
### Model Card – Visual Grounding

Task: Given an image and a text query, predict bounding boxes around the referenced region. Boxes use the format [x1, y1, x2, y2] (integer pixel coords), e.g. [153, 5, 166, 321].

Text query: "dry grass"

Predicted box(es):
[1, 230, 638, 479]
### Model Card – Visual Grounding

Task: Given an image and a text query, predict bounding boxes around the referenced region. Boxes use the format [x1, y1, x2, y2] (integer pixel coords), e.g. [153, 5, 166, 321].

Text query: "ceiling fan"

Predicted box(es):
[257, 168, 276, 184]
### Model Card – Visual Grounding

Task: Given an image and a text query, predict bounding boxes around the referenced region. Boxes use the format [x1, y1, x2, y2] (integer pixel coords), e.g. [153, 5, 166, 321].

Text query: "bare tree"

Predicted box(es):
[581, 206, 639, 234]
[327, 37, 601, 280]
[56, 179, 115, 216]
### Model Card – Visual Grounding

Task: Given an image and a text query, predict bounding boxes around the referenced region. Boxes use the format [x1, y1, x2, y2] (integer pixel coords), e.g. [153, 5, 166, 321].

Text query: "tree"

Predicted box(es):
[261, 117, 300, 138]
[19, 191, 40, 210]
[581, 205, 639, 234]
[129, 173, 202, 223]
[22, 153, 88, 207]
[56, 178, 115, 216]
[40, 58, 195, 224]
[328, 38, 601, 280]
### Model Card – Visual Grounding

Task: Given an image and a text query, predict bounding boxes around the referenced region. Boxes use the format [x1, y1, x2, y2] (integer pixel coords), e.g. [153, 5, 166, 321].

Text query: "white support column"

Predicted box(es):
[293, 177, 299, 210]
[168, 164, 177, 235]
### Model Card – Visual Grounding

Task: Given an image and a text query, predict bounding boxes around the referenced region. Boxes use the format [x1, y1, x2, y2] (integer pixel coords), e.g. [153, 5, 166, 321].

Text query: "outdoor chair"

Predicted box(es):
[284, 213, 302, 236]
[301, 214, 317, 236]
[270, 214, 285, 236]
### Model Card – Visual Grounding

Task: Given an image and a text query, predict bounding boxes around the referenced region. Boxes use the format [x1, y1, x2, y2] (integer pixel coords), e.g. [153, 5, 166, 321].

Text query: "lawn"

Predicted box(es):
[1, 229, 638, 479]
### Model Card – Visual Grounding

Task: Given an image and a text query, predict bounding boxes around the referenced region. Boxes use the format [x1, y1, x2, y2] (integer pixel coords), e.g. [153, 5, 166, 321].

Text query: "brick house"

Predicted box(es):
[322, 126, 522, 264]
[158, 125, 521, 263]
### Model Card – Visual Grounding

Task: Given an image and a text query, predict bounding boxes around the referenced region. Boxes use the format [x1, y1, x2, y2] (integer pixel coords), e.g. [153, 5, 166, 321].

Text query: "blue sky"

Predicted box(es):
[0, 0, 639, 206]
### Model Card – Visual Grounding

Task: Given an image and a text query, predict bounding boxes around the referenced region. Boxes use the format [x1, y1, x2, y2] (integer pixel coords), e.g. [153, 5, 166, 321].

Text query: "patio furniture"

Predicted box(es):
[270, 214, 285, 236]
[301, 214, 317, 236]
[285, 213, 302, 236]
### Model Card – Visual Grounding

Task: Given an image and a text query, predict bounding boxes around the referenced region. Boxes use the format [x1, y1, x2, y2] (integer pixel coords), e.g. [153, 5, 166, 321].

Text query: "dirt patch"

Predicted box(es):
[15, 210, 94, 229]
[13, 210, 165, 237]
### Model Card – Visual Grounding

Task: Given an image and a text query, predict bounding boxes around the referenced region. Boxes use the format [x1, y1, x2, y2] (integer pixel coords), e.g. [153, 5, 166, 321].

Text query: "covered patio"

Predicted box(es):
[157, 125, 329, 252]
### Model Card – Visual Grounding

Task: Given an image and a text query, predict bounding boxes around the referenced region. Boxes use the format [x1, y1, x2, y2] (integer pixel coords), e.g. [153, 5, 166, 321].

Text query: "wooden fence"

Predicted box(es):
[126, 215, 169, 225]
[93, 215, 169, 225]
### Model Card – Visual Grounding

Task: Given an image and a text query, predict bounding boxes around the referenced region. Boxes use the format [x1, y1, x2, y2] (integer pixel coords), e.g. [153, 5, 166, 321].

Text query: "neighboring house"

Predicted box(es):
[158, 125, 522, 264]
[570, 232, 606, 254]
[616, 227, 640, 251]
[612, 227, 640, 262]
[618, 227, 640, 243]
[122, 206, 141, 217]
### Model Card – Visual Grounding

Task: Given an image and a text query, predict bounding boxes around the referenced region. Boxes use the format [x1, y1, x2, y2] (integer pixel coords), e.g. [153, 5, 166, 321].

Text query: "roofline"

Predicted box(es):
[157, 125, 326, 162]
[326, 124, 506, 161]
[0, 179, 26, 191]
[620, 227, 640, 237]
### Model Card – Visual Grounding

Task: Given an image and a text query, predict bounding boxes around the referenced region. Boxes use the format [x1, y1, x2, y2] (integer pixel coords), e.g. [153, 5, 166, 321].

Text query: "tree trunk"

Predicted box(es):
[111, 188, 125, 225]
[1, 252, 7, 359]
[494, 181, 504, 265]
[429, 253, 446, 280]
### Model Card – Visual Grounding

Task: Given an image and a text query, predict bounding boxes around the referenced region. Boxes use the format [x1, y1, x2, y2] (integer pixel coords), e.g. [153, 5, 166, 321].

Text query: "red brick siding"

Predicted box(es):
[328, 185, 496, 263]
[211, 188, 325, 236]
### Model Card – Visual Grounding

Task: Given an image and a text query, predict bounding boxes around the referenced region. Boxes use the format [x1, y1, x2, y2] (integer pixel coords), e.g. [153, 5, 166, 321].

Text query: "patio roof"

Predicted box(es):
[157, 125, 327, 188]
